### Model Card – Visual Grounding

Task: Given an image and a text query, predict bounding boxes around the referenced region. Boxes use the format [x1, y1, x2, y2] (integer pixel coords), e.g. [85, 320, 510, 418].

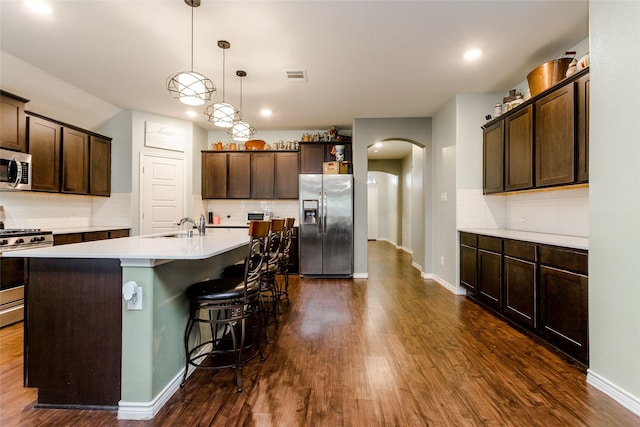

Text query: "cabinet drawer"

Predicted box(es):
[478, 235, 502, 253]
[83, 231, 110, 241]
[459, 232, 477, 247]
[539, 245, 587, 275]
[504, 240, 536, 262]
[109, 229, 130, 239]
[54, 233, 83, 245]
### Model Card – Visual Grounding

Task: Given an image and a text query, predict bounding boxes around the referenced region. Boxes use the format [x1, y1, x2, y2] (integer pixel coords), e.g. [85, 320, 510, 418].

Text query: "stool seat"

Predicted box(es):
[187, 277, 259, 301]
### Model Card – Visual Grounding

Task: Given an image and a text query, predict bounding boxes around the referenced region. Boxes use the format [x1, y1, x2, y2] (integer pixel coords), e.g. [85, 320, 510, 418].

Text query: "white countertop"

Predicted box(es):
[458, 228, 588, 250]
[3, 228, 251, 265]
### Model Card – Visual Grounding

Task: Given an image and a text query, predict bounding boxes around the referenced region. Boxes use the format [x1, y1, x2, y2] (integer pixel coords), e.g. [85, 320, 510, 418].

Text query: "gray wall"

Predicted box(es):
[588, 0, 640, 404]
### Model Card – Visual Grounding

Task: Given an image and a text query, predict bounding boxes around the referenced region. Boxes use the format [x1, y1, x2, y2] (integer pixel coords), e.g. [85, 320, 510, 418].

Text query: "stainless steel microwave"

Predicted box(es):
[0, 149, 32, 190]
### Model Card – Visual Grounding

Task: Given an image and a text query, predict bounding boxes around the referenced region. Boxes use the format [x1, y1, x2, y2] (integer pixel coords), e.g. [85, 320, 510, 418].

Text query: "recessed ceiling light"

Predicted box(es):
[464, 48, 482, 61]
[374, 142, 382, 148]
[260, 108, 272, 117]
[25, 0, 52, 15]
[186, 110, 197, 117]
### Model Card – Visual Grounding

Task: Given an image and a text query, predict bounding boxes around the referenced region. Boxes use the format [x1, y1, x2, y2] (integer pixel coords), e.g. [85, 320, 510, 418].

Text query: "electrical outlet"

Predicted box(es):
[127, 287, 143, 310]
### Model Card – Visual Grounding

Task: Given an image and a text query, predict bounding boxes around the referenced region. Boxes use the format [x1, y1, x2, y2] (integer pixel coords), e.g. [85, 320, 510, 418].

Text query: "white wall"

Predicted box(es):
[369, 171, 399, 245]
[587, 0, 640, 413]
[401, 154, 412, 252]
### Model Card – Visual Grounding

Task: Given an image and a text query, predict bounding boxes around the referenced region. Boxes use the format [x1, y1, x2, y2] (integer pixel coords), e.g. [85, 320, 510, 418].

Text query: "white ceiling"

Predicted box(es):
[0, 0, 588, 154]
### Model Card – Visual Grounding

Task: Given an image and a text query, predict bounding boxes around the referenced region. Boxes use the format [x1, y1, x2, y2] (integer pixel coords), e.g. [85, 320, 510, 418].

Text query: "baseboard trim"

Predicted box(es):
[353, 272, 368, 279]
[429, 274, 467, 295]
[586, 369, 640, 416]
[118, 368, 187, 420]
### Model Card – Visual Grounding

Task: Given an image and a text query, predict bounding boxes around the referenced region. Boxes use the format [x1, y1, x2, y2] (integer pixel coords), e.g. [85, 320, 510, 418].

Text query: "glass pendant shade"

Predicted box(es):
[205, 101, 237, 128]
[167, 71, 215, 106]
[229, 120, 256, 142]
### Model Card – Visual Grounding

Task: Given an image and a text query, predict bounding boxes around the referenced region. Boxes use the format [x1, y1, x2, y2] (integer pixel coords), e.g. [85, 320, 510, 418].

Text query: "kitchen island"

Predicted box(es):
[3, 228, 250, 420]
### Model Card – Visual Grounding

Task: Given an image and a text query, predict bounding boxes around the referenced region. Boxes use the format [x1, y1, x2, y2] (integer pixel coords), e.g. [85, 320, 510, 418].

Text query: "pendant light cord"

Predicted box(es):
[190, 4, 194, 71]
[222, 49, 226, 102]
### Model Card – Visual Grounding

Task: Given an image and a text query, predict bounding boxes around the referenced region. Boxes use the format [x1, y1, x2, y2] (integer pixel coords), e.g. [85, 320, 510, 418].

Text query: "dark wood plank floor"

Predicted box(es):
[1, 241, 638, 426]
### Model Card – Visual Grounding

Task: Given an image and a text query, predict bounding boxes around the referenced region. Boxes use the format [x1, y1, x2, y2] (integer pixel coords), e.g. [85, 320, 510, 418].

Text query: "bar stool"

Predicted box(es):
[277, 217, 295, 304]
[260, 218, 285, 324]
[180, 220, 270, 392]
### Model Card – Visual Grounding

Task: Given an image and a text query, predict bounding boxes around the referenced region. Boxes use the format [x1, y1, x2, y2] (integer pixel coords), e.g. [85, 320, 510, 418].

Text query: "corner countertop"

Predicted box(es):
[2, 228, 250, 265]
[458, 228, 588, 250]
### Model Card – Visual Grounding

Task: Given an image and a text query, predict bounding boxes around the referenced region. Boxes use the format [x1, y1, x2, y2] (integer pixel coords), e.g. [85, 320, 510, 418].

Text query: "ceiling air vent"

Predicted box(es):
[286, 70, 307, 82]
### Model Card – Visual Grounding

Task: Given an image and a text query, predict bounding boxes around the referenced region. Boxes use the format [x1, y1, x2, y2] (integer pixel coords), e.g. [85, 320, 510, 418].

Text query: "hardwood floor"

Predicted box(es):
[1, 240, 638, 426]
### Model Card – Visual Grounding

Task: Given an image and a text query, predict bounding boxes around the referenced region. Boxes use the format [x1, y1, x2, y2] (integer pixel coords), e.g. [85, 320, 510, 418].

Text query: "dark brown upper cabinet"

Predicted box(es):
[504, 105, 533, 191]
[483, 121, 504, 194]
[300, 142, 352, 174]
[274, 152, 299, 199]
[202, 152, 228, 199]
[202, 150, 299, 200]
[482, 68, 589, 195]
[28, 116, 61, 192]
[576, 74, 590, 183]
[251, 152, 275, 199]
[227, 152, 251, 199]
[89, 135, 111, 196]
[1, 91, 28, 152]
[61, 128, 90, 194]
[535, 83, 575, 187]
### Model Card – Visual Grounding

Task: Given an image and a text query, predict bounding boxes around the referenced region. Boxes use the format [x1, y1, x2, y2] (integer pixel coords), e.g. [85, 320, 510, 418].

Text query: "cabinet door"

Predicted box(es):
[460, 244, 477, 294]
[202, 152, 227, 199]
[28, 116, 61, 192]
[300, 144, 325, 173]
[0, 93, 27, 152]
[275, 152, 299, 199]
[251, 152, 275, 199]
[539, 265, 588, 363]
[535, 83, 575, 187]
[227, 152, 251, 198]
[477, 249, 502, 311]
[505, 105, 533, 191]
[89, 135, 111, 196]
[576, 74, 589, 183]
[503, 256, 536, 328]
[61, 128, 89, 194]
[483, 121, 504, 194]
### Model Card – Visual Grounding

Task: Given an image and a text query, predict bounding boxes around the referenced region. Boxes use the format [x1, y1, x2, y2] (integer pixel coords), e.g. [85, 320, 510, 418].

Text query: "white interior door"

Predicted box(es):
[367, 184, 379, 240]
[140, 153, 185, 235]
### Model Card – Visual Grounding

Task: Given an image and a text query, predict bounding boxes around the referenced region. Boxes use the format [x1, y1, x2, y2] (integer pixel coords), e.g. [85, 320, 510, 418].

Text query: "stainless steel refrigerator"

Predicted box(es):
[299, 174, 353, 277]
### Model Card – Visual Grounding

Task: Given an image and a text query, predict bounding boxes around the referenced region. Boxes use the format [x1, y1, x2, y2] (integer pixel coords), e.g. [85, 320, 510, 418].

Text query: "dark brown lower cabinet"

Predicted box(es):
[477, 249, 502, 310]
[477, 236, 502, 311]
[25, 258, 122, 407]
[459, 232, 588, 364]
[538, 245, 589, 364]
[503, 256, 536, 328]
[459, 232, 477, 294]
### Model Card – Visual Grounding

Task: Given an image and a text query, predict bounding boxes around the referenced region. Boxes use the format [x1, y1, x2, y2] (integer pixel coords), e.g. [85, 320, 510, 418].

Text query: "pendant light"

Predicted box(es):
[167, 0, 215, 106]
[228, 70, 256, 142]
[205, 40, 239, 128]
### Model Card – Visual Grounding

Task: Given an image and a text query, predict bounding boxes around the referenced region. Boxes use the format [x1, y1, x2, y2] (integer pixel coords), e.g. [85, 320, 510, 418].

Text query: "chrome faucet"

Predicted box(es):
[176, 214, 206, 236]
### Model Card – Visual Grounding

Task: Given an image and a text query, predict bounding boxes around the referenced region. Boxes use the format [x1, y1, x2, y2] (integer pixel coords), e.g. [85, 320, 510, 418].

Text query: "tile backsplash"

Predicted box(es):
[458, 186, 589, 238]
[203, 199, 299, 224]
[505, 187, 588, 237]
[0, 191, 132, 230]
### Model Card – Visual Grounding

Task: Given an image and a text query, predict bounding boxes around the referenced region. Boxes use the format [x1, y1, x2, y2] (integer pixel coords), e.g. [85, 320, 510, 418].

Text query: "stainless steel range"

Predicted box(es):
[0, 229, 53, 327]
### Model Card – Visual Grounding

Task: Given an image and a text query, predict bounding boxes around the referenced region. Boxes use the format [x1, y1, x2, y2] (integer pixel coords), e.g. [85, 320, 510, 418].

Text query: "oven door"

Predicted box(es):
[0, 256, 25, 327]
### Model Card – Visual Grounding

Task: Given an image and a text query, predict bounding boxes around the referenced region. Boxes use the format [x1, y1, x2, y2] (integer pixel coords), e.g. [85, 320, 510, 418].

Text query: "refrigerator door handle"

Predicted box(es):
[322, 191, 327, 234]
